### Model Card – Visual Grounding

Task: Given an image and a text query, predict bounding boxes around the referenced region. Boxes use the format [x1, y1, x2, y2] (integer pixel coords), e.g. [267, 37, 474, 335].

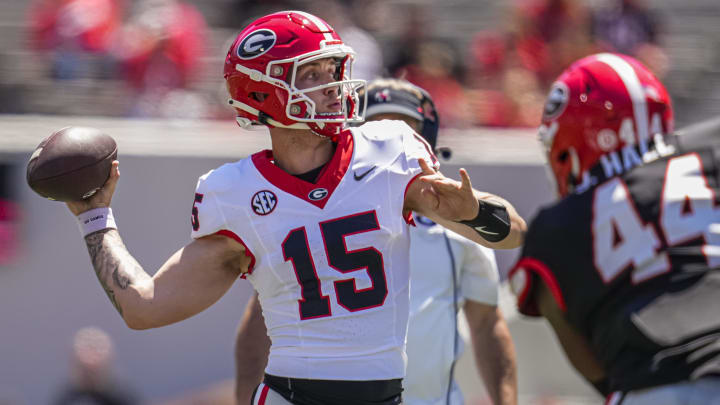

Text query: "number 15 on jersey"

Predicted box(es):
[281, 211, 388, 320]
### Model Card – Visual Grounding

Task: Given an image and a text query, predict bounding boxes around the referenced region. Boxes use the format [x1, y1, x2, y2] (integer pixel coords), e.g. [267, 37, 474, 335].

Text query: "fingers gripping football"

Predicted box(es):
[417, 159, 479, 222]
[66, 161, 120, 216]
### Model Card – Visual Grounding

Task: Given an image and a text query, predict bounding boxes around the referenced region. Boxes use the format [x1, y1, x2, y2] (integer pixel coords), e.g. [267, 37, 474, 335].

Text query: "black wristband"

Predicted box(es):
[459, 199, 511, 243]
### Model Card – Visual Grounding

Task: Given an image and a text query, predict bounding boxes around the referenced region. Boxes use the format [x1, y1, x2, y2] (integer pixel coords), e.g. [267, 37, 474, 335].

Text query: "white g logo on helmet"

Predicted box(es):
[237, 29, 277, 60]
[543, 82, 569, 120]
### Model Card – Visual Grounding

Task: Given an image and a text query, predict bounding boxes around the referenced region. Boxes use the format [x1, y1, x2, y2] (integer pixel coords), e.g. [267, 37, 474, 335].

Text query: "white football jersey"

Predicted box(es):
[191, 120, 437, 381]
[404, 214, 499, 405]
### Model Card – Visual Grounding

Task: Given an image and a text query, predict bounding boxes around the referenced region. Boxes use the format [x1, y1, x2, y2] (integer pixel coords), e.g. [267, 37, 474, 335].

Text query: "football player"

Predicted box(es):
[63, 11, 526, 405]
[234, 78, 518, 405]
[510, 53, 720, 403]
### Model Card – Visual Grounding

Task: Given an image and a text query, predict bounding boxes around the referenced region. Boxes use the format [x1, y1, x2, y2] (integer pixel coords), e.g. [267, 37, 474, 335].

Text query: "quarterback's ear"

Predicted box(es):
[250, 92, 268, 102]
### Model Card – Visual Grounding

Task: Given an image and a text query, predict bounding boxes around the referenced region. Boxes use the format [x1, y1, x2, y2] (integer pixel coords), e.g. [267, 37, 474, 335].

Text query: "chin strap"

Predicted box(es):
[229, 98, 346, 141]
[228, 99, 309, 130]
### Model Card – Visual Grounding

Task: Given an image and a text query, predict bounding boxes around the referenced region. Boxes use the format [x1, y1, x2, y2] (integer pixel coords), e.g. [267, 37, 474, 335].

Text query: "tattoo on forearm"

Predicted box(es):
[85, 229, 146, 316]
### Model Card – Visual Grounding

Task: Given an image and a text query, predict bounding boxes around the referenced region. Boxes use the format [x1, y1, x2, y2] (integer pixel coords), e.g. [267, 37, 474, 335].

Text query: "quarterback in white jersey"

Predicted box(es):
[193, 120, 435, 380]
[61, 11, 525, 405]
[234, 78, 518, 405]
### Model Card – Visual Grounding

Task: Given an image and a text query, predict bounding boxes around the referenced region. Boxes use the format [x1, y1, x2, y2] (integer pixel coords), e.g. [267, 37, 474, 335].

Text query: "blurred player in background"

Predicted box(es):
[53, 327, 138, 405]
[234, 78, 518, 405]
[62, 11, 526, 405]
[510, 53, 720, 403]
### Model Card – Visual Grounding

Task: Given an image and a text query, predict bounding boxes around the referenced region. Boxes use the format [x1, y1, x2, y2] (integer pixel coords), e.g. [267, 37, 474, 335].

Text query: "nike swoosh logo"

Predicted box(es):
[473, 226, 499, 235]
[353, 165, 377, 181]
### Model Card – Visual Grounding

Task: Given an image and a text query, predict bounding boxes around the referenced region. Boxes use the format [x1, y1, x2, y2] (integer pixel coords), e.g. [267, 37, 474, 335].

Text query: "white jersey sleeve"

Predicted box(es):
[190, 167, 231, 239]
[354, 120, 439, 223]
[459, 237, 499, 306]
[399, 121, 439, 176]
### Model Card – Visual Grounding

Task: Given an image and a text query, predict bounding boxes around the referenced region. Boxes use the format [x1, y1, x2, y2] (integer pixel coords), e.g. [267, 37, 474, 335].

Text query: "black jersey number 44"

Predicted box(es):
[515, 147, 720, 392]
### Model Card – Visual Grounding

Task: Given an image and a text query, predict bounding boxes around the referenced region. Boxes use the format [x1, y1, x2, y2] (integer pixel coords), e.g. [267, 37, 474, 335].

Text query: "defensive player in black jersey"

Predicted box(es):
[510, 53, 720, 404]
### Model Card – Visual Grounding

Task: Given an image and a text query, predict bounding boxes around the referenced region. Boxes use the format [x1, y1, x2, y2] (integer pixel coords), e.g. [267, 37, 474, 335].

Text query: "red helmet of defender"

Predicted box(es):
[224, 11, 366, 138]
[540, 53, 674, 197]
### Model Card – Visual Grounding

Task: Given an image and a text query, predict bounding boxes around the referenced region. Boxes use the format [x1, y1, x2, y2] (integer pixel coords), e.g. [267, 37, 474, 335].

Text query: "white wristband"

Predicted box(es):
[77, 207, 117, 237]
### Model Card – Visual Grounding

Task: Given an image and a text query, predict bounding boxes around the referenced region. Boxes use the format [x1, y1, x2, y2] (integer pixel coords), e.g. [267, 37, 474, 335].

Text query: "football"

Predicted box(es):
[26, 126, 118, 202]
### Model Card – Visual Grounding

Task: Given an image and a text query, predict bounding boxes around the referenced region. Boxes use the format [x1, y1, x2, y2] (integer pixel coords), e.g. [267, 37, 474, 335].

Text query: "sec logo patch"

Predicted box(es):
[251, 190, 277, 215]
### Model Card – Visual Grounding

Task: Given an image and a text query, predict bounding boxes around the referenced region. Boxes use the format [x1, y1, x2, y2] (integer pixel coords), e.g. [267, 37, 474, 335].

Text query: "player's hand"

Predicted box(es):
[417, 158, 479, 222]
[66, 161, 120, 216]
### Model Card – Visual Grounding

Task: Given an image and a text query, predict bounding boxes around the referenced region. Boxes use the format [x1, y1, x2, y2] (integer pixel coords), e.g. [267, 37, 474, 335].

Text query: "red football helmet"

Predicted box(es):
[224, 11, 366, 138]
[540, 53, 674, 196]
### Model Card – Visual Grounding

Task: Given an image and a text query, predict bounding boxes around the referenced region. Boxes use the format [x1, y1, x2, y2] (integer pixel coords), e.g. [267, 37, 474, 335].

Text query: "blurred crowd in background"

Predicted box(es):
[1, 1, 719, 403]
[3, 0, 716, 128]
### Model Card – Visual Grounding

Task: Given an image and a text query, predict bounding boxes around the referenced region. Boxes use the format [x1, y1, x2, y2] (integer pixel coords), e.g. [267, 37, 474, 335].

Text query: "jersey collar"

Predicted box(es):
[251, 130, 354, 209]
